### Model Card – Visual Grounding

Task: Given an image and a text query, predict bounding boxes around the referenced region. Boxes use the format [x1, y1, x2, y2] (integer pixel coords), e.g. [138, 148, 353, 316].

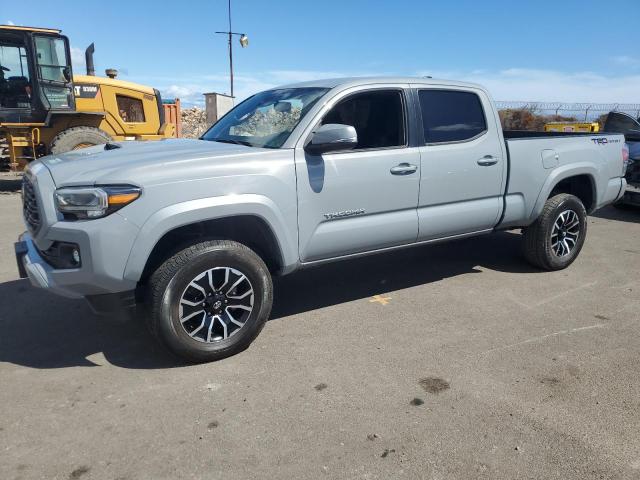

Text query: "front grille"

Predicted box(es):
[22, 175, 41, 233]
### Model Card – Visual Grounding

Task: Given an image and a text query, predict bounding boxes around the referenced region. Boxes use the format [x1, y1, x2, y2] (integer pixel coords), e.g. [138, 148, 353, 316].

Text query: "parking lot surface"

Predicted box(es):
[1, 191, 639, 480]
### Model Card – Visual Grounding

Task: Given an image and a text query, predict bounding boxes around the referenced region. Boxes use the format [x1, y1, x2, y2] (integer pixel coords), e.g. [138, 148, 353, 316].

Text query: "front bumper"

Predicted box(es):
[15, 231, 139, 313]
[15, 233, 83, 298]
[16, 161, 142, 309]
[15, 210, 140, 299]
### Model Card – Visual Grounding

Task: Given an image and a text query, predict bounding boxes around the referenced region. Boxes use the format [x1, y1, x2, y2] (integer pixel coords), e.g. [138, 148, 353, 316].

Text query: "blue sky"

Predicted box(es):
[2, 0, 640, 106]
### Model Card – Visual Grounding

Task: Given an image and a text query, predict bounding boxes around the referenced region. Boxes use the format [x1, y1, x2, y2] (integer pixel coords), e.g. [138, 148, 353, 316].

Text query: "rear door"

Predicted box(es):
[414, 87, 506, 240]
[295, 85, 420, 262]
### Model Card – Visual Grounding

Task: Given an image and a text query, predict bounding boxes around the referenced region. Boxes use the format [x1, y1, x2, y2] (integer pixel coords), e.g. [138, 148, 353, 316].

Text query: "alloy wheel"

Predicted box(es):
[178, 267, 254, 343]
[550, 209, 580, 257]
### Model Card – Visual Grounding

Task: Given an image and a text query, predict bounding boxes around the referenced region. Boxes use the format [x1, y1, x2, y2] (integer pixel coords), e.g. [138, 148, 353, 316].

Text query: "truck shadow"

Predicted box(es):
[271, 231, 536, 319]
[0, 231, 536, 370]
[591, 205, 639, 223]
[0, 281, 184, 370]
[0, 178, 21, 193]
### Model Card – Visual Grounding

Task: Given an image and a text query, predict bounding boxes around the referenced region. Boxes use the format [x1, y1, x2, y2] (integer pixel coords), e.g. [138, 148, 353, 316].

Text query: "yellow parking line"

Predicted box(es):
[369, 294, 391, 306]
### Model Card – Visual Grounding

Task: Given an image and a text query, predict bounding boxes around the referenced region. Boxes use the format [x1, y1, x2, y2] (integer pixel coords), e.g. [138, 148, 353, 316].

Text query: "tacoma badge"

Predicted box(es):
[323, 209, 365, 220]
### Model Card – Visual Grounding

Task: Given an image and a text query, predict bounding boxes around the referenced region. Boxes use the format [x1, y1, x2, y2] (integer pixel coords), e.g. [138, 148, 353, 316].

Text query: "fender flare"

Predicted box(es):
[528, 163, 599, 222]
[122, 194, 298, 282]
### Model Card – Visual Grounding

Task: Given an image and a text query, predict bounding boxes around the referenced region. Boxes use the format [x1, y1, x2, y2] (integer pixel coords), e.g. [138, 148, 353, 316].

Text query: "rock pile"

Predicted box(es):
[181, 107, 209, 139]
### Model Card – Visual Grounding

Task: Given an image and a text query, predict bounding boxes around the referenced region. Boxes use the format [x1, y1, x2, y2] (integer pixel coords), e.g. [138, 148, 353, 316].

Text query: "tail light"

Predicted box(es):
[622, 143, 630, 175]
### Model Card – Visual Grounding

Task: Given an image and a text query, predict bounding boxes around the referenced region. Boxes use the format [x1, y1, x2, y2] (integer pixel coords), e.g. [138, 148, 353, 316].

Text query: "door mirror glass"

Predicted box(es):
[305, 123, 358, 155]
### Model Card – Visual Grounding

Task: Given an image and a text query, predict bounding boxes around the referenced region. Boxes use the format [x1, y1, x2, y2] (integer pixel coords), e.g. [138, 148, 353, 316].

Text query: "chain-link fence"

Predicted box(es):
[495, 102, 640, 122]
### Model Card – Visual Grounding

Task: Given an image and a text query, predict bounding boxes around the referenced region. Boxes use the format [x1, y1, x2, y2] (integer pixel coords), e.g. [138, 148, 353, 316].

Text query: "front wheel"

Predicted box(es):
[523, 193, 587, 271]
[147, 240, 273, 362]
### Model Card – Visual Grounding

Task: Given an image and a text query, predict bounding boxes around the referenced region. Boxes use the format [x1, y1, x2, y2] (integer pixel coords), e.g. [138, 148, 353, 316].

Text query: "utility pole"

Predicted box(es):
[215, 0, 249, 99]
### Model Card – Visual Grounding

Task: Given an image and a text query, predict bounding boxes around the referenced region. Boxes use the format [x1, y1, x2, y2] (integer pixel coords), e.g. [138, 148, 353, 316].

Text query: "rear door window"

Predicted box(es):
[419, 90, 487, 143]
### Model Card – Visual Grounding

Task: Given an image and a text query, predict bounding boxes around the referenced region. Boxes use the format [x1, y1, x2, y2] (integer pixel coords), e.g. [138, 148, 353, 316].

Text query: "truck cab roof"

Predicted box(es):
[280, 76, 487, 91]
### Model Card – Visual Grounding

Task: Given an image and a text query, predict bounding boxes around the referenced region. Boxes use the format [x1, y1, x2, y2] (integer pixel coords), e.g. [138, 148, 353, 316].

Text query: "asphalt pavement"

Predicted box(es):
[1, 191, 639, 480]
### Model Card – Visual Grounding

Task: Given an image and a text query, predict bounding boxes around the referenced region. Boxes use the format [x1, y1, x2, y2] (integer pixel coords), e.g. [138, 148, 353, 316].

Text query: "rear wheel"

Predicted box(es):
[147, 240, 273, 362]
[523, 193, 587, 271]
[49, 126, 111, 154]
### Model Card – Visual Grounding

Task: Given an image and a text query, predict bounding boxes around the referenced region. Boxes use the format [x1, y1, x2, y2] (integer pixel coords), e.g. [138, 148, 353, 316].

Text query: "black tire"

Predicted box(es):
[49, 126, 111, 154]
[523, 193, 587, 271]
[147, 240, 273, 362]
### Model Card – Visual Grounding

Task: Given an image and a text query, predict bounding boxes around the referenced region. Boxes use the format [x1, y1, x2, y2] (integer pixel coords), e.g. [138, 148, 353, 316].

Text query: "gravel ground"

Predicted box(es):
[0, 192, 639, 480]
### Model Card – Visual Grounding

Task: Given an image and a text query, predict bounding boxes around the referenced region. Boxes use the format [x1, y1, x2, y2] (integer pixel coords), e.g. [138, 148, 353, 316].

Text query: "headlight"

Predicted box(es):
[55, 185, 141, 219]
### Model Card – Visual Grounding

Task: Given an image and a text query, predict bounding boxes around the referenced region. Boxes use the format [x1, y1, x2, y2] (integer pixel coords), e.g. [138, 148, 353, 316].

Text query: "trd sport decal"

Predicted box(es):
[591, 137, 621, 145]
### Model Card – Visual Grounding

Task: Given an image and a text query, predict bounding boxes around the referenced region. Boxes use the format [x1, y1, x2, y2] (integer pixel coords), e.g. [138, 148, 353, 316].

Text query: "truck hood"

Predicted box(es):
[39, 139, 257, 186]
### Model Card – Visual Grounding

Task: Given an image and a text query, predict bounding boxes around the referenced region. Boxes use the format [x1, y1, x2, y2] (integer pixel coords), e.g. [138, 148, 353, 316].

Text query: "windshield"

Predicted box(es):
[202, 87, 329, 148]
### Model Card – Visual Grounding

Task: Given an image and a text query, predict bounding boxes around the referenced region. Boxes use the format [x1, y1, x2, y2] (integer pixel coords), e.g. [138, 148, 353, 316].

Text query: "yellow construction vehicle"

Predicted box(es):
[0, 25, 180, 170]
[544, 122, 600, 133]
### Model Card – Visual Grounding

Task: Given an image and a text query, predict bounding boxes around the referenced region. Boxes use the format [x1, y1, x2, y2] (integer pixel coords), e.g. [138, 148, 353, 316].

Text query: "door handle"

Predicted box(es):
[477, 155, 498, 166]
[390, 163, 418, 175]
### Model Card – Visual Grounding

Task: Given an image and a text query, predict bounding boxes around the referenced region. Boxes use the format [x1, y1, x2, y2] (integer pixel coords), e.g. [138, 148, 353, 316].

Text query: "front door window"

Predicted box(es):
[0, 43, 31, 109]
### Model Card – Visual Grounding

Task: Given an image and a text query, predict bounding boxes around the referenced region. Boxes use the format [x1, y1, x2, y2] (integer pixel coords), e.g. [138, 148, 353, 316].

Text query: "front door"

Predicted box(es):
[414, 87, 506, 240]
[295, 86, 420, 262]
[0, 39, 35, 123]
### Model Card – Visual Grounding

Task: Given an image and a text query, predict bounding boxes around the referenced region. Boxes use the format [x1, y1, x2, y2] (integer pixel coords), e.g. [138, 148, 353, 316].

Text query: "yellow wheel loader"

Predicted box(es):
[0, 25, 180, 170]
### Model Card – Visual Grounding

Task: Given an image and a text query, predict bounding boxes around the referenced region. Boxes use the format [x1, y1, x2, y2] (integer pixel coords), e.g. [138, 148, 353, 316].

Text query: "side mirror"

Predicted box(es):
[305, 123, 357, 155]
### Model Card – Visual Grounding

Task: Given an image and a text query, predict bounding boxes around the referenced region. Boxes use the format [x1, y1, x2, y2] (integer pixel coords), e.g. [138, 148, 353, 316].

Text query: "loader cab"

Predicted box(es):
[0, 26, 75, 124]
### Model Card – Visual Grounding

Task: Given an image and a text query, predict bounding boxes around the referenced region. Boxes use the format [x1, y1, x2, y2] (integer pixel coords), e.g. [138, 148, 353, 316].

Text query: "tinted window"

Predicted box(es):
[116, 95, 145, 122]
[322, 90, 405, 149]
[419, 90, 487, 143]
[0, 44, 31, 109]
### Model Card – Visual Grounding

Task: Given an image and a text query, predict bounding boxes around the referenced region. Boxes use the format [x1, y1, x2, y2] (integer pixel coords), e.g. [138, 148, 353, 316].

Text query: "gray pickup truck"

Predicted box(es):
[14, 77, 628, 361]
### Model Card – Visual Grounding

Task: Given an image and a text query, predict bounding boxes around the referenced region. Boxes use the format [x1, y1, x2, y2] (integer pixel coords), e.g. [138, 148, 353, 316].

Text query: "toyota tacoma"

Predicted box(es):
[14, 77, 629, 361]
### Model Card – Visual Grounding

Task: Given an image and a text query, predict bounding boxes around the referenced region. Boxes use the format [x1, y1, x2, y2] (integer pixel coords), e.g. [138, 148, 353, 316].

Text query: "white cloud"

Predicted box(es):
[153, 69, 381, 107]
[6, 20, 15, 25]
[417, 68, 640, 103]
[141, 67, 640, 108]
[70, 47, 85, 71]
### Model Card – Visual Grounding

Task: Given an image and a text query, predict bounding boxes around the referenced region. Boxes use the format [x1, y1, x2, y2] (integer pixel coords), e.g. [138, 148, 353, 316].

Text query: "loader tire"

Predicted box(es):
[49, 126, 112, 154]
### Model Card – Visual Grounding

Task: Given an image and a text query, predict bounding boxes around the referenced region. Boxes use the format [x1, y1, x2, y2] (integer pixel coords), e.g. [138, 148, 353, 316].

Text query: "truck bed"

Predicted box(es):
[503, 130, 601, 139]
[498, 130, 625, 229]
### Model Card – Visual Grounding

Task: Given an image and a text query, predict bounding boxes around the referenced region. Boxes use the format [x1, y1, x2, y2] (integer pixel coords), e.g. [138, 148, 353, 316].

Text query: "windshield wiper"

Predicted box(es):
[212, 138, 253, 147]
